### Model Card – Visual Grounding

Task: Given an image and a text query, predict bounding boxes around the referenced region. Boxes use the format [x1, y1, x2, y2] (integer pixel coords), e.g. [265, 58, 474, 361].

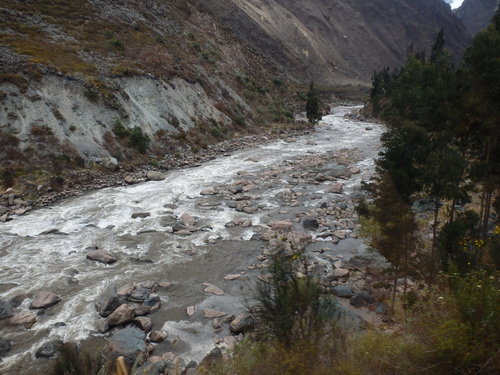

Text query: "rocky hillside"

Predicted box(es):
[202, 0, 470, 83]
[0, 0, 471, 187]
[455, 0, 499, 35]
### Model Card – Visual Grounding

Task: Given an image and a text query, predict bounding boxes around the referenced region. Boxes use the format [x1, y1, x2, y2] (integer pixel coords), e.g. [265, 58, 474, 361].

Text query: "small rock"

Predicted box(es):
[200, 188, 217, 196]
[35, 341, 62, 359]
[186, 306, 196, 317]
[127, 287, 150, 303]
[302, 218, 319, 230]
[332, 285, 353, 298]
[180, 213, 195, 226]
[132, 212, 151, 219]
[106, 304, 135, 327]
[325, 183, 344, 194]
[224, 274, 242, 281]
[203, 283, 224, 296]
[204, 309, 226, 319]
[199, 347, 222, 369]
[9, 312, 36, 328]
[270, 220, 293, 231]
[86, 250, 117, 264]
[146, 171, 166, 181]
[149, 330, 168, 343]
[332, 268, 350, 279]
[29, 291, 61, 309]
[143, 295, 161, 311]
[133, 317, 153, 332]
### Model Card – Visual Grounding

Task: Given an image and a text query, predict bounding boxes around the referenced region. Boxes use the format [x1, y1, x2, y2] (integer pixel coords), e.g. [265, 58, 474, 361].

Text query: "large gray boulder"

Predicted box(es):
[95, 285, 121, 317]
[332, 285, 353, 298]
[29, 291, 61, 309]
[108, 327, 146, 364]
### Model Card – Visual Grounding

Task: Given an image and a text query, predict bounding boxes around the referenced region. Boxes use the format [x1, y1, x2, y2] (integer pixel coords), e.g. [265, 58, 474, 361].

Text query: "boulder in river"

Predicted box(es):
[86, 250, 117, 264]
[204, 309, 226, 319]
[0, 299, 13, 319]
[108, 327, 146, 364]
[270, 220, 293, 231]
[9, 312, 36, 328]
[133, 316, 153, 332]
[202, 283, 224, 296]
[149, 330, 167, 343]
[143, 295, 161, 311]
[200, 188, 217, 196]
[35, 340, 62, 359]
[29, 291, 61, 309]
[106, 304, 135, 327]
[325, 183, 344, 194]
[302, 218, 319, 230]
[95, 285, 121, 317]
[146, 171, 166, 181]
[132, 212, 151, 219]
[127, 287, 150, 303]
[0, 338, 12, 357]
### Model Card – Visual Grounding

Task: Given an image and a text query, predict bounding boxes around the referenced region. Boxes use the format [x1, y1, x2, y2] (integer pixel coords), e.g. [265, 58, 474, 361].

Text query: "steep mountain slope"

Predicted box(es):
[455, 0, 499, 35]
[0, 0, 472, 184]
[201, 0, 471, 83]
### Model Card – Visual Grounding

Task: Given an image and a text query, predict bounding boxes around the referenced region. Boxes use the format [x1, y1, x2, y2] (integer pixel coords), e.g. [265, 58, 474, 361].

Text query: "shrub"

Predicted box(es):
[128, 126, 149, 153]
[51, 343, 107, 375]
[256, 247, 337, 346]
[112, 119, 129, 139]
[1, 169, 15, 188]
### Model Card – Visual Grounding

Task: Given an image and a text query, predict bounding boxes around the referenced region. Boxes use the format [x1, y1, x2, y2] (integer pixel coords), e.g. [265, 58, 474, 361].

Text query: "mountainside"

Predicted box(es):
[202, 0, 470, 83]
[456, 0, 499, 35]
[0, 0, 472, 184]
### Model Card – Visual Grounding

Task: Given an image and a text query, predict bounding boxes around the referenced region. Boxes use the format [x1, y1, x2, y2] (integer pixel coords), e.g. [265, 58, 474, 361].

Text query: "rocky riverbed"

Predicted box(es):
[0, 106, 391, 374]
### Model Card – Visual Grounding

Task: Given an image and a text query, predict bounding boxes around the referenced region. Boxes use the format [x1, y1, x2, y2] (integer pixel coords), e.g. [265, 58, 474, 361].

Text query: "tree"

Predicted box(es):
[305, 82, 322, 124]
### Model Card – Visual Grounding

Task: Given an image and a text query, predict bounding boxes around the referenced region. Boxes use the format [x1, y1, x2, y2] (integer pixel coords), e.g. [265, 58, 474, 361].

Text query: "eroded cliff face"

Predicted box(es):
[455, 0, 499, 35]
[201, 0, 470, 83]
[0, 0, 471, 174]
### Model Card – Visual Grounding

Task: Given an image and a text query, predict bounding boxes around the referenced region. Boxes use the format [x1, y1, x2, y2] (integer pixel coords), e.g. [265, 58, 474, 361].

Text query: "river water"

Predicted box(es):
[0, 106, 384, 373]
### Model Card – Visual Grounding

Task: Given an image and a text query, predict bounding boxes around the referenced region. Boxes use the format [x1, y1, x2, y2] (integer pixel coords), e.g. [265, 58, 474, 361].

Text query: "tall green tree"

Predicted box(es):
[463, 9, 500, 239]
[305, 82, 322, 124]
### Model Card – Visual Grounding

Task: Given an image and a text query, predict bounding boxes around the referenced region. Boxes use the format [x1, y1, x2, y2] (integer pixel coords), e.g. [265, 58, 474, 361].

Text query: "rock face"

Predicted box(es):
[29, 291, 61, 309]
[86, 250, 117, 264]
[455, 0, 499, 35]
[203, 0, 470, 83]
[108, 327, 147, 363]
[95, 285, 121, 317]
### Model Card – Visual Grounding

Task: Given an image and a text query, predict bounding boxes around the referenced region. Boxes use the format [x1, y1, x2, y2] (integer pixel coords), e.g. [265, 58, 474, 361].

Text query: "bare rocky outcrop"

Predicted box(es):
[455, 0, 499, 35]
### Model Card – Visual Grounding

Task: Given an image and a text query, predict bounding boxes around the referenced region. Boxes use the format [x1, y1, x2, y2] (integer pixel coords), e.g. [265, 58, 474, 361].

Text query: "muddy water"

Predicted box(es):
[0, 106, 384, 373]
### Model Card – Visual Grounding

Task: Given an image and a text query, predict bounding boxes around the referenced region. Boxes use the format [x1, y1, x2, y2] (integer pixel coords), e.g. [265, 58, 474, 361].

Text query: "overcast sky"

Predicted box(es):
[445, 0, 465, 9]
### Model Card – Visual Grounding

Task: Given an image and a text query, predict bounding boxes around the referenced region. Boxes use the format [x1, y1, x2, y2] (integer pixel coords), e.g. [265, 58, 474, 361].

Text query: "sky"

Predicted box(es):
[445, 0, 465, 9]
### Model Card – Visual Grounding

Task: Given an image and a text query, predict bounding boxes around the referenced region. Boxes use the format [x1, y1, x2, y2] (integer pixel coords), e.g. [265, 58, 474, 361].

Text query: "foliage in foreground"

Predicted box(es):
[211, 271, 500, 375]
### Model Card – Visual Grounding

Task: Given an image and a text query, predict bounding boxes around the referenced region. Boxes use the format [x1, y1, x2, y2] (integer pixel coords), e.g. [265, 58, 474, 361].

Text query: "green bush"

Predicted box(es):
[256, 248, 337, 346]
[112, 119, 129, 139]
[128, 126, 149, 153]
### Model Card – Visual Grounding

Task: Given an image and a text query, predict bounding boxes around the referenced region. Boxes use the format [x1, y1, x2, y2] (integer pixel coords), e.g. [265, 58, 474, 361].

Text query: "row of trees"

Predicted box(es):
[366, 10, 500, 288]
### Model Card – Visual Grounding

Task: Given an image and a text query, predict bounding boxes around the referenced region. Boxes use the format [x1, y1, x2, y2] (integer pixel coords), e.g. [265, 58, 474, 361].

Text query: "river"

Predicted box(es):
[0, 106, 384, 373]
